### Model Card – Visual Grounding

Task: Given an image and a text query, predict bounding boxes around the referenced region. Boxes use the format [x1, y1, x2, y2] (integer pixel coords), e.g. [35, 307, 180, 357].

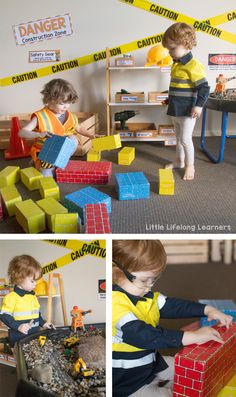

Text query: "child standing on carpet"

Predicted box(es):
[162, 23, 210, 180]
[0, 255, 55, 347]
[112, 240, 232, 397]
[19, 78, 94, 176]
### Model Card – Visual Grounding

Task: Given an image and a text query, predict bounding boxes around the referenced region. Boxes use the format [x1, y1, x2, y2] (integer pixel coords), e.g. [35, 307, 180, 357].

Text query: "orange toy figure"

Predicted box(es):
[70, 306, 92, 332]
[214, 74, 236, 97]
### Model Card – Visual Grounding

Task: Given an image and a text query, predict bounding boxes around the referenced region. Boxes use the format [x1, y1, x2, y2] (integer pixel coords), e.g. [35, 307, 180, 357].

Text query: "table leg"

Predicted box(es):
[201, 110, 228, 163]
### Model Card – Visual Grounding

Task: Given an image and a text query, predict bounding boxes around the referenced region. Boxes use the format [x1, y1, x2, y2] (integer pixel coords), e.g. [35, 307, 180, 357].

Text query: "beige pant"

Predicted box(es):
[172, 116, 196, 166]
[129, 356, 174, 397]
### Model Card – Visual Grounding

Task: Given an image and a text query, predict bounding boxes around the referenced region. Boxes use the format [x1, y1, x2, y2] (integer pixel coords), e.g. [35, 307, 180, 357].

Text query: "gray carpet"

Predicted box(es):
[0, 137, 236, 233]
[0, 364, 17, 397]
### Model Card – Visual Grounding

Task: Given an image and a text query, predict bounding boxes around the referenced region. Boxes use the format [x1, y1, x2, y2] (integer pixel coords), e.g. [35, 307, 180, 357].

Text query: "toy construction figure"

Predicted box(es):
[214, 74, 236, 97]
[70, 306, 92, 332]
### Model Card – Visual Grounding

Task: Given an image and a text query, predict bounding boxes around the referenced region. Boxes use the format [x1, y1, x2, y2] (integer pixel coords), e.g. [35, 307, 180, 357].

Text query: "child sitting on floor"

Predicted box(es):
[112, 240, 232, 397]
[19, 78, 94, 176]
[0, 255, 55, 347]
[162, 23, 210, 180]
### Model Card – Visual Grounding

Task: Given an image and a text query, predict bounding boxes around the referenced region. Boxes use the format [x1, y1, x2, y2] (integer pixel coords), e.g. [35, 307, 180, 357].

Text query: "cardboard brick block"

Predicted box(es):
[56, 160, 112, 185]
[36, 197, 68, 231]
[115, 172, 150, 200]
[87, 150, 101, 162]
[173, 324, 236, 397]
[0, 185, 22, 216]
[39, 177, 60, 200]
[53, 213, 79, 233]
[84, 203, 111, 233]
[20, 167, 43, 191]
[14, 199, 45, 233]
[0, 166, 20, 188]
[199, 300, 236, 326]
[118, 147, 135, 165]
[159, 169, 174, 195]
[64, 187, 111, 223]
[92, 134, 121, 152]
[38, 135, 77, 168]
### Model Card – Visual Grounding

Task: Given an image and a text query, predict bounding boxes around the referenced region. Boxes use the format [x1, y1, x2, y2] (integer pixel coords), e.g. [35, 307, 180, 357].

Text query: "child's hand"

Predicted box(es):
[43, 322, 56, 330]
[182, 326, 224, 346]
[191, 106, 202, 119]
[204, 305, 233, 328]
[18, 319, 34, 334]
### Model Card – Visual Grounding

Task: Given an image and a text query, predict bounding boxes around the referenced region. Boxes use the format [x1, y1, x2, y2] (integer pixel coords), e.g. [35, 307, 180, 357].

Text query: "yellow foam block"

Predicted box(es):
[36, 198, 68, 231]
[15, 199, 45, 233]
[159, 169, 174, 195]
[118, 147, 135, 165]
[20, 167, 43, 191]
[39, 177, 60, 200]
[0, 185, 22, 216]
[92, 134, 122, 152]
[87, 150, 101, 162]
[217, 374, 236, 396]
[0, 166, 20, 188]
[54, 213, 78, 233]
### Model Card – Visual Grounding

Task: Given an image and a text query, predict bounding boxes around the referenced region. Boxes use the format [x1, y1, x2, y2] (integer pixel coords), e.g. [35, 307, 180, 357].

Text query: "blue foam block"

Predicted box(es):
[64, 187, 111, 223]
[199, 299, 236, 326]
[38, 135, 77, 168]
[115, 172, 150, 200]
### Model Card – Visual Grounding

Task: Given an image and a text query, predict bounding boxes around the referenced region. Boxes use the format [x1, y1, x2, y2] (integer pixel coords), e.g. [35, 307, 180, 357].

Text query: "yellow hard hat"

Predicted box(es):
[145, 45, 173, 67]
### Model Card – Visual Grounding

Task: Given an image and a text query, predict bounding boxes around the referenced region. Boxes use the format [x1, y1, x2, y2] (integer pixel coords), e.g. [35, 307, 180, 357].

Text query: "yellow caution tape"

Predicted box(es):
[118, 0, 236, 44]
[42, 240, 106, 275]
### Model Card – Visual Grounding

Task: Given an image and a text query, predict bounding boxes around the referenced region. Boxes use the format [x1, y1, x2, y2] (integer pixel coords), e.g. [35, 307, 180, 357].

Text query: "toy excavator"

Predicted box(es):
[70, 306, 92, 332]
[115, 110, 139, 130]
[214, 74, 236, 97]
[73, 357, 94, 377]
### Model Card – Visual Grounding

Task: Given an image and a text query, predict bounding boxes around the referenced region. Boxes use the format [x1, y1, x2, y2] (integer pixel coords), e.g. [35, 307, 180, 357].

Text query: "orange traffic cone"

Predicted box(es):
[4, 117, 31, 160]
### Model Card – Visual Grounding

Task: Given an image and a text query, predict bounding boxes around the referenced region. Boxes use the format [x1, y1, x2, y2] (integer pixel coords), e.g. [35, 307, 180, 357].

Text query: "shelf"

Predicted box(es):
[109, 102, 165, 106]
[119, 136, 174, 142]
[109, 66, 171, 71]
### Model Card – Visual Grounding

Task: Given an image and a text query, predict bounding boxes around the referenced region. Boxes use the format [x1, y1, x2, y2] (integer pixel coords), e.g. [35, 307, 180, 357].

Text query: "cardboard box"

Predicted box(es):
[148, 92, 168, 103]
[115, 57, 135, 67]
[115, 92, 145, 103]
[158, 124, 175, 135]
[115, 123, 157, 138]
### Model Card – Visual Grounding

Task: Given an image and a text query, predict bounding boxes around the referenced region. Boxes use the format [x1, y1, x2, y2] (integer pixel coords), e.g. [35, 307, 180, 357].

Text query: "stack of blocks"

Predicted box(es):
[92, 134, 122, 152]
[53, 213, 78, 233]
[118, 147, 135, 165]
[56, 160, 112, 184]
[38, 135, 77, 168]
[84, 203, 111, 233]
[20, 167, 43, 190]
[217, 374, 236, 396]
[14, 199, 45, 233]
[87, 150, 101, 162]
[173, 324, 236, 397]
[64, 187, 111, 223]
[0, 166, 20, 188]
[36, 198, 68, 232]
[159, 169, 174, 195]
[0, 185, 22, 216]
[115, 172, 150, 200]
[39, 177, 60, 200]
[199, 300, 236, 326]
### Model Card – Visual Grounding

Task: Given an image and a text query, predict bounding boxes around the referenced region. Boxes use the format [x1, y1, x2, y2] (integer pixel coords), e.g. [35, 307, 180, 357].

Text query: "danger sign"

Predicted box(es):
[208, 54, 236, 70]
[13, 14, 73, 46]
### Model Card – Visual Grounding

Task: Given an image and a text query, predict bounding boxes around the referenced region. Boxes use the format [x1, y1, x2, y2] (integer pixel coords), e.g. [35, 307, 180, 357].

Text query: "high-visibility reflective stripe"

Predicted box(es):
[115, 312, 137, 340]
[194, 77, 207, 86]
[31, 321, 39, 327]
[113, 336, 123, 344]
[0, 310, 12, 316]
[112, 352, 156, 369]
[171, 78, 192, 84]
[13, 310, 39, 317]
[169, 90, 197, 97]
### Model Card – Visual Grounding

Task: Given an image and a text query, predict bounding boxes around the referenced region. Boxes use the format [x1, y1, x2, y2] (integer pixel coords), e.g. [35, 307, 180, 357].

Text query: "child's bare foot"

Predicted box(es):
[183, 165, 195, 180]
[165, 162, 184, 170]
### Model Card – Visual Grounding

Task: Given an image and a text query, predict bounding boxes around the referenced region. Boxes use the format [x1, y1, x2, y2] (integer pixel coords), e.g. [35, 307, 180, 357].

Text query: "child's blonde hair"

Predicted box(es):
[112, 240, 166, 284]
[8, 255, 42, 285]
[162, 22, 197, 50]
[41, 78, 78, 105]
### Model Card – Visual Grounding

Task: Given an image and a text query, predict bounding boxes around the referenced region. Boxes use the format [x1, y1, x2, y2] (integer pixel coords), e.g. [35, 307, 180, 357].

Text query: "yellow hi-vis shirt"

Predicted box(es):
[1, 290, 40, 322]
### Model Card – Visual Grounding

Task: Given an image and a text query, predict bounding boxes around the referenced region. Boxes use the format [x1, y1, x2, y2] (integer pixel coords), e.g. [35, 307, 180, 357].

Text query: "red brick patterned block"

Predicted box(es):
[56, 160, 112, 184]
[173, 324, 236, 397]
[84, 203, 111, 233]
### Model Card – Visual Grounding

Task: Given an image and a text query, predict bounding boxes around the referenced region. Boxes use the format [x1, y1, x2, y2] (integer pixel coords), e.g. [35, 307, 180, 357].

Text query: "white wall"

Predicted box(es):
[1, 0, 236, 134]
[0, 239, 106, 325]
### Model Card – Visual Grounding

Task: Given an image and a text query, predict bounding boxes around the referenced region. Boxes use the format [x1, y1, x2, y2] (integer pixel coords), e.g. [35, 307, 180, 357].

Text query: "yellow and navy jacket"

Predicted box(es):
[112, 285, 206, 397]
[0, 286, 45, 346]
[167, 52, 210, 117]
